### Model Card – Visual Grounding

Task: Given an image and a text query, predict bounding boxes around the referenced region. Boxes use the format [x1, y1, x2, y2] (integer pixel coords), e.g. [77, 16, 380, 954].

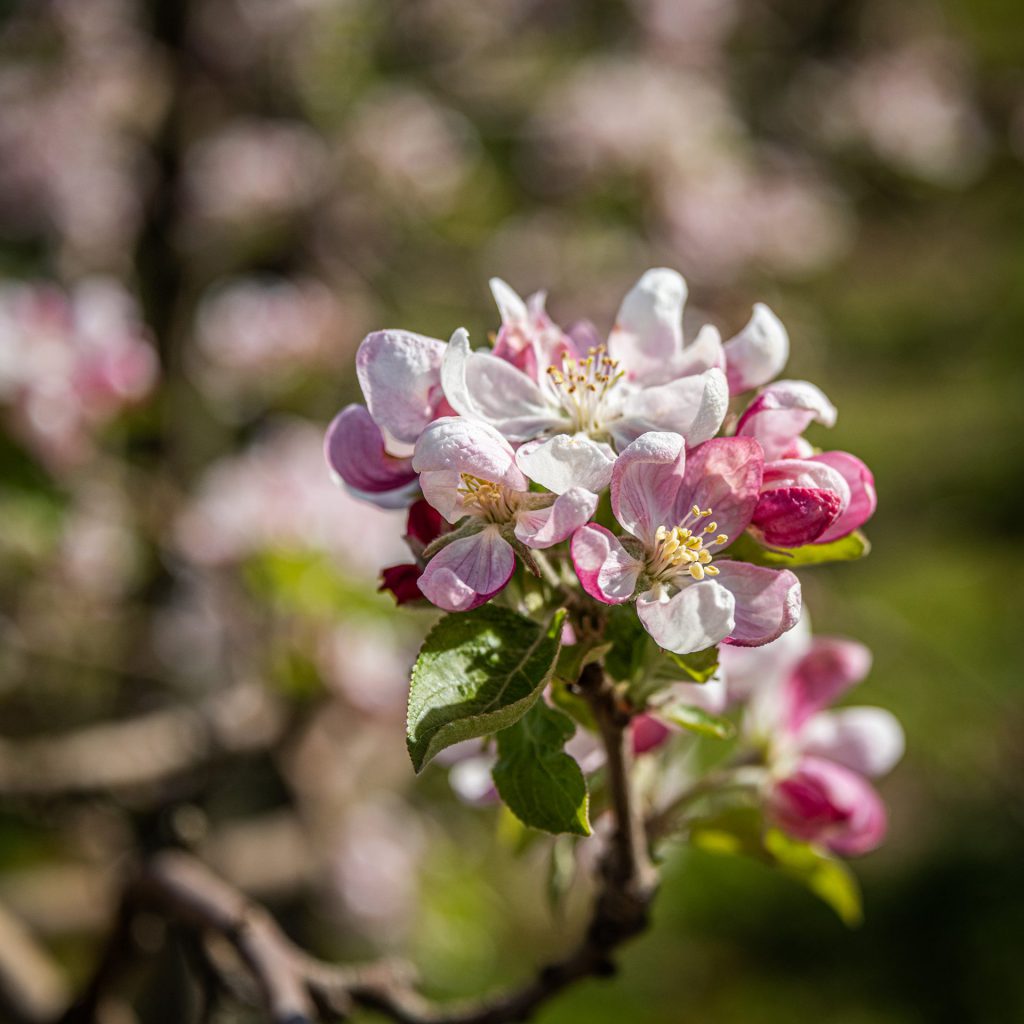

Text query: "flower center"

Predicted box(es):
[545, 345, 625, 436]
[647, 505, 729, 583]
[458, 474, 515, 523]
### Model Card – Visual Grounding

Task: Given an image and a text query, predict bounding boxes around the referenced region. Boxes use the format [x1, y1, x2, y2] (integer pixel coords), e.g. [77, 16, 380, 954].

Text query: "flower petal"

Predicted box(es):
[798, 707, 905, 778]
[723, 303, 790, 393]
[676, 437, 764, 544]
[610, 431, 687, 545]
[571, 524, 642, 604]
[608, 268, 687, 384]
[613, 367, 728, 449]
[754, 458, 850, 546]
[515, 487, 598, 548]
[636, 581, 737, 654]
[412, 416, 525, 487]
[676, 323, 726, 376]
[324, 405, 418, 508]
[781, 636, 873, 730]
[767, 755, 887, 857]
[489, 277, 529, 324]
[413, 417, 527, 523]
[515, 434, 616, 494]
[417, 525, 515, 612]
[811, 451, 877, 543]
[379, 563, 425, 605]
[441, 328, 562, 440]
[355, 330, 446, 446]
[752, 488, 844, 547]
[714, 561, 801, 647]
[736, 380, 838, 461]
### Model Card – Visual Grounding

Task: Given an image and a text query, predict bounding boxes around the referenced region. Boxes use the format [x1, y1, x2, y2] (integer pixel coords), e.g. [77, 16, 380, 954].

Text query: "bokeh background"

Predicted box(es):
[1, 1, 1022, 1022]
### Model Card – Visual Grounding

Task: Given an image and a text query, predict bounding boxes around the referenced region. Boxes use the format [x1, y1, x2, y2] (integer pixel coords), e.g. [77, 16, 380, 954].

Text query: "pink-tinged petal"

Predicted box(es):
[781, 636, 872, 731]
[417, 526, 515, 612]
[675, 323, 726, 376]
[515, 434, 616, 495]
[324, 405, 418, 508]
[379, 563, 425, 605]
[811, 451, 877, 543]
[514, 487, 598, 549]
[632, 715, 671, 755]
[412, 416, 526, 489]
[489, 277, 529, 324]
[752, 488, 843, 547]
[608, 268, 687, 384]
[715, 561, 801, 647]
[442, 328, 563, 440]
[610, 431, 687, 545]
[637, 581, 737, 654]
[723, 303, 790, 394]
[798, 707, 905, 779]
[613, 367, 729, 449]
[736, 380, 838, 461]
[571, 524, 642, 604]
[720, 611, 812, 706]
[355, 330, 446, 446]
[767, 756, 888, 857]
[676, 437, 764, 544]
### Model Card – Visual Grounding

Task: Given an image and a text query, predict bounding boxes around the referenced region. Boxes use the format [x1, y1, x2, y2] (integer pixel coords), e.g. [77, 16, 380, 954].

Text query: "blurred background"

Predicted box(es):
[0, 1, 1022, 1022]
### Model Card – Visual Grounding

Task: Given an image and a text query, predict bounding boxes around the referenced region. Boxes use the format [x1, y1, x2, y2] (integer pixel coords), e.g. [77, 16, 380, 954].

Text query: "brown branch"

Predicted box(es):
[53, 664, 659, 1024]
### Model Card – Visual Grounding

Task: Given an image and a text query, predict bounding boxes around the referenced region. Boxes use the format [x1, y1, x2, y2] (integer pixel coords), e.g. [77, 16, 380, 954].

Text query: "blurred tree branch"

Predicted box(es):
[0, 683, 286, 799]
[52, 666, 659, 1024]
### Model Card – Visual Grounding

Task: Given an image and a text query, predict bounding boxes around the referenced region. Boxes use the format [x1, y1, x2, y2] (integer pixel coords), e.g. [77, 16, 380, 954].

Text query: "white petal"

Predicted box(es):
[636, 582, 736, 655]
[613, 367, 728, 449]
[441, 328, 563, 440]
[723, 304, 790, 393]
[515, 434, 616, 494]
[489, 278, 528, 325]
[608, 268, 687, 384]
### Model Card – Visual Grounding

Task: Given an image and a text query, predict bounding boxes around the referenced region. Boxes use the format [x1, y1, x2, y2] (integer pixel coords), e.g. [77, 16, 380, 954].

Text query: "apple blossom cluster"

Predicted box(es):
[324, 268, 895, 869]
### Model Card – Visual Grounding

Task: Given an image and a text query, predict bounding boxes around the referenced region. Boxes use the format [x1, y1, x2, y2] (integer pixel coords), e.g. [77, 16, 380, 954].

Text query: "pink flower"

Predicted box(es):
[441, 270, 730, 463]
[729, 622, 904, 856]
[378, 500, 448, 606]
[411, 418, 599, 611]
[324, 329, 450, 507]
[571, 431, 801, 654]
[737, 381, 877, 545]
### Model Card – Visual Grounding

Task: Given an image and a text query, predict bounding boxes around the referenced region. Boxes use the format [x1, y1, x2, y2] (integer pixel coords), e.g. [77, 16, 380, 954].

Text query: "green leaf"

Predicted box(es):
[764, 829, 863, 927]
[406, 606, 566, 772]
[726, 530, 871, 568]
[658, 703, 735, 740]
[659, 645, 720, 683]
[492, 701, 591, 836]
[688, 808, 863, 926]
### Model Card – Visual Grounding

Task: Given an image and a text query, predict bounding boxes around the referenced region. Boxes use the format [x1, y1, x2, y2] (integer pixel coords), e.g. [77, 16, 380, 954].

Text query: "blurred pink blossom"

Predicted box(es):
[192, 275, 354, 403]
[175, 419, 407, 575]
[0, 278, 158, 469]
[348, 86, 479, 213]
[182, 119, 329, 232]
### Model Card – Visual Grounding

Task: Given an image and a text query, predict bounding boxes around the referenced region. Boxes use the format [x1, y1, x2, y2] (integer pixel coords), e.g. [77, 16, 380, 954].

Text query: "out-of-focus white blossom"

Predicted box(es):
[348, 86, 479, 213]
